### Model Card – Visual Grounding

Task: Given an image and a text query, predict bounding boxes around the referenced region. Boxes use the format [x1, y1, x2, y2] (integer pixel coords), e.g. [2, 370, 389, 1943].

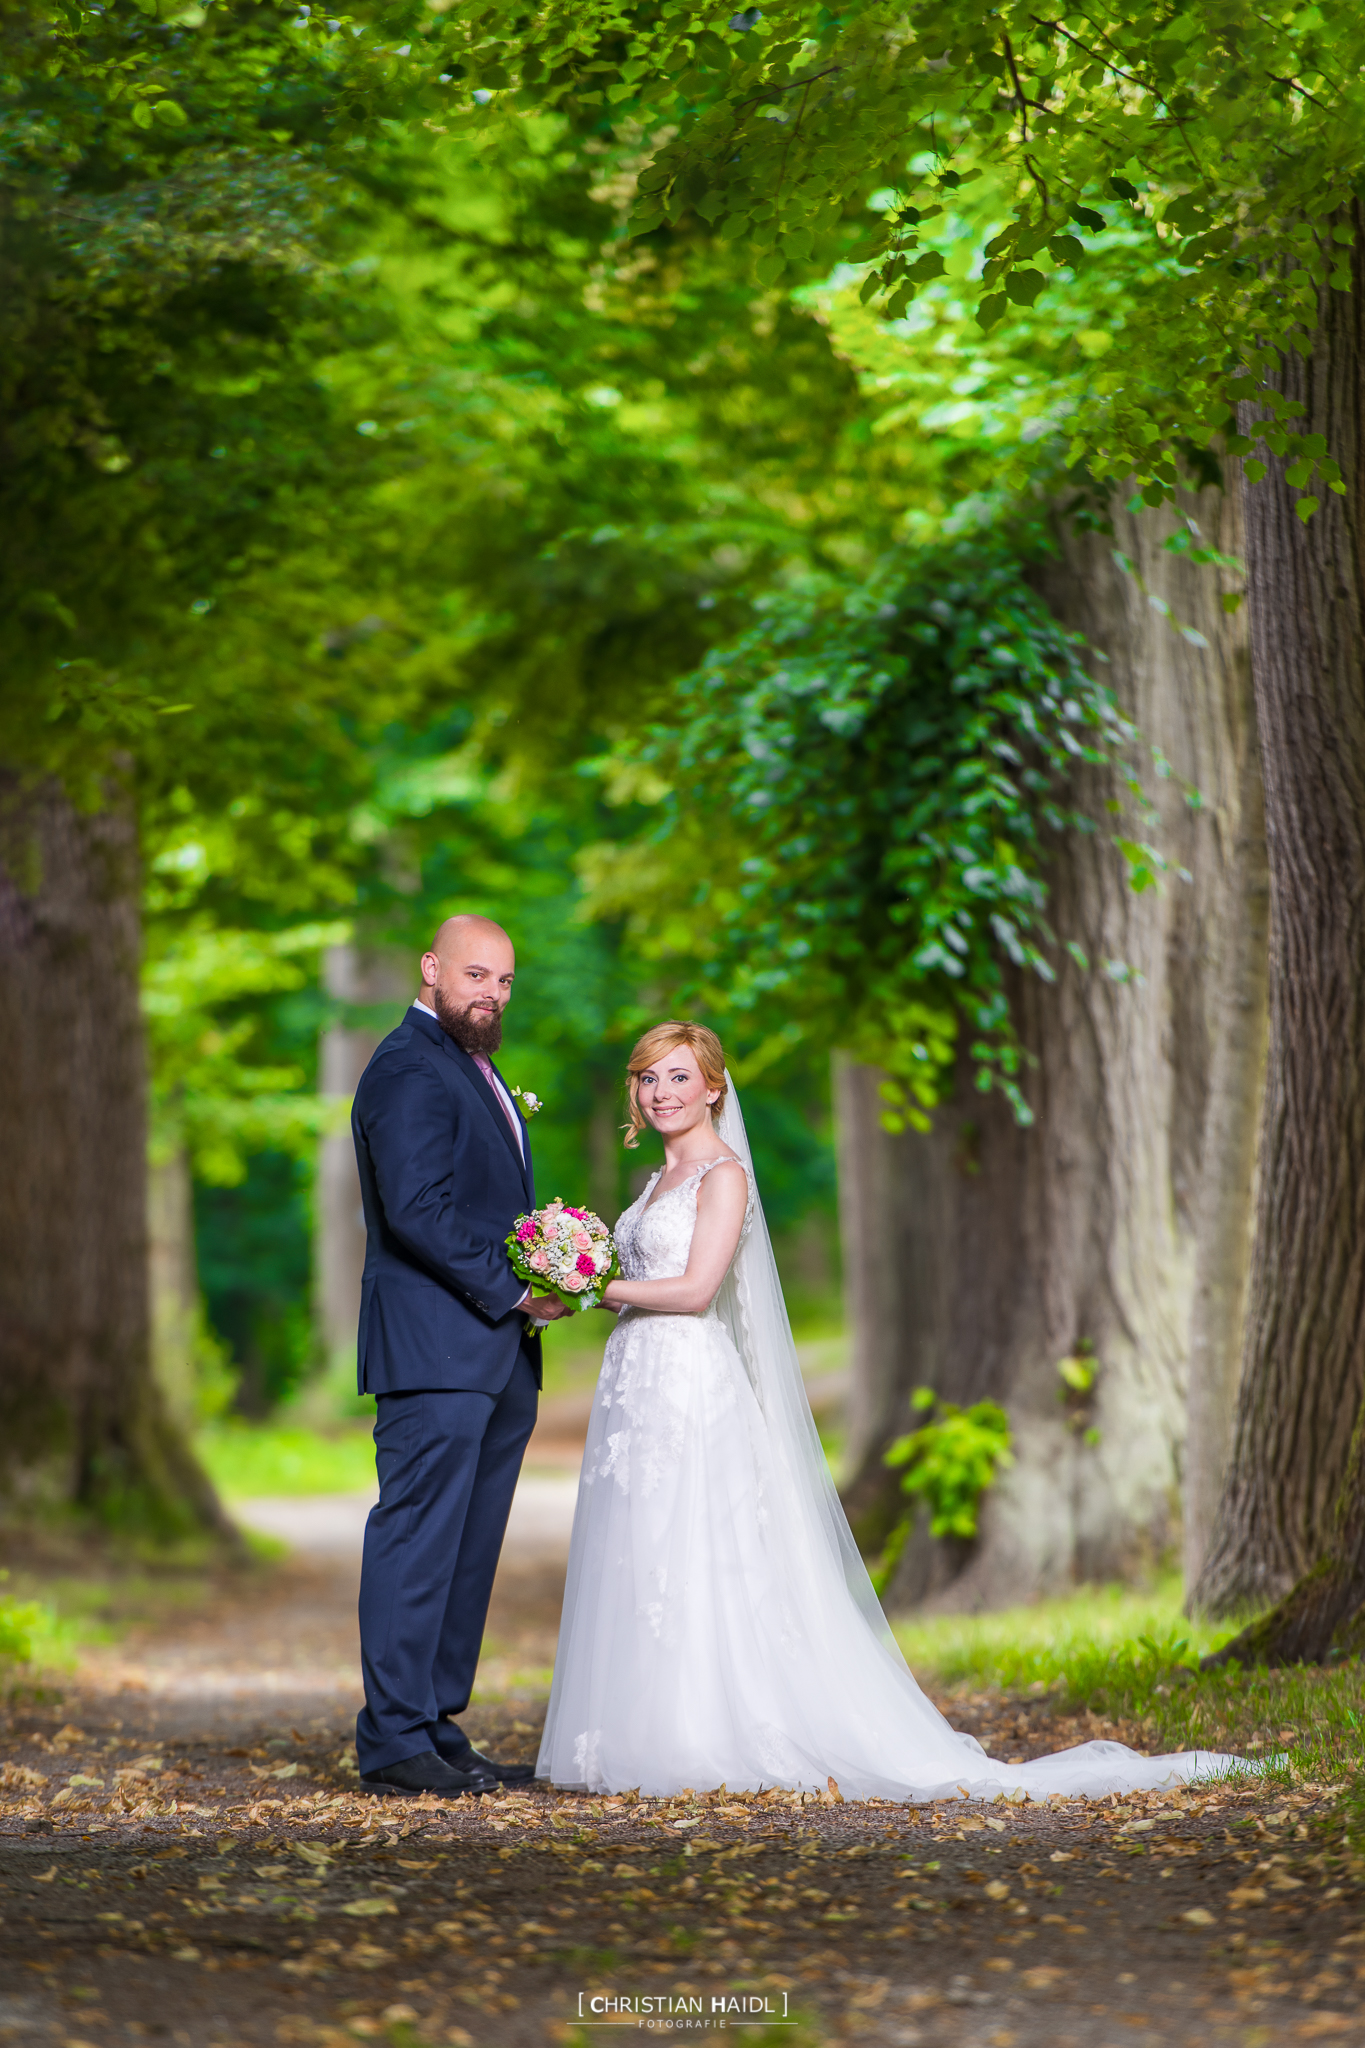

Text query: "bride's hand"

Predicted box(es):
[601, 1279, 625, 1310]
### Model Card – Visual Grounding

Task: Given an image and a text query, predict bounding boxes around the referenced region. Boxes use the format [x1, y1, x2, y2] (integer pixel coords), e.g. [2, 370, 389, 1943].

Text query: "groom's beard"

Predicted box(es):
[432, 986, 504, 1057]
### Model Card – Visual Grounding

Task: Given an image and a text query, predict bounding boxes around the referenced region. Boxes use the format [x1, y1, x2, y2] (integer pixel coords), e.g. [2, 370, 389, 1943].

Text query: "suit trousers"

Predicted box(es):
[355, 1348, 539, 1776]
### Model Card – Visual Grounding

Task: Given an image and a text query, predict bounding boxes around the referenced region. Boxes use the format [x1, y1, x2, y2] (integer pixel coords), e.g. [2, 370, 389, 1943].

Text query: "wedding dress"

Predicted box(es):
[537, 1080, 1240, 1803]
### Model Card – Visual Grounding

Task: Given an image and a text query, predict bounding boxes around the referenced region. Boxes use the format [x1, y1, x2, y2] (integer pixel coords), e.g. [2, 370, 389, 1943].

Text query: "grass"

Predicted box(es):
[896, 1572, 1365, 1785]
[0, 1559, 223, 1676]
[195, 1421, 378, 1499]
[893, 1573, 1222, 1696]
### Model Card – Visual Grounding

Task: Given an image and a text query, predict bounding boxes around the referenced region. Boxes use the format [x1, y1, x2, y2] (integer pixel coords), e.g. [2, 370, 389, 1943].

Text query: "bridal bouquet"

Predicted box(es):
[507, 1200, 619, 1313]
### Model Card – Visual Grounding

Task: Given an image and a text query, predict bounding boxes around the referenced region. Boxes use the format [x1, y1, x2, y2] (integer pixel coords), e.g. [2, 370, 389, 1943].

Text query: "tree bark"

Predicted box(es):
[148, 1144, 200, 1430]
[0, 775, 228, 1536]
[1192, 210, 1365, 1635]
[836, 486, 1262, 1611]
[1182, 664, 1271, 1596]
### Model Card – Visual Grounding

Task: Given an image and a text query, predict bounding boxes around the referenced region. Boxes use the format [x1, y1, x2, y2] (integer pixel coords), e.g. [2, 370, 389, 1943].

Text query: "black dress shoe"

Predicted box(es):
[432, 1721, 537, 1783]
[359, 1751, 496, 1799]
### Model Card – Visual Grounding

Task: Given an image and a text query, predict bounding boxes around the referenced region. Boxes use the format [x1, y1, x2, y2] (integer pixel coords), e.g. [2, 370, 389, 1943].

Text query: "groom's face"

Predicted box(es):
[422, 928, 516, 1056]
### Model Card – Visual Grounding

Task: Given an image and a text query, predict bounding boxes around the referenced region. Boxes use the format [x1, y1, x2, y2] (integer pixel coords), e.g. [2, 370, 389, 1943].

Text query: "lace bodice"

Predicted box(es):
[614, 1156, 755, 1291]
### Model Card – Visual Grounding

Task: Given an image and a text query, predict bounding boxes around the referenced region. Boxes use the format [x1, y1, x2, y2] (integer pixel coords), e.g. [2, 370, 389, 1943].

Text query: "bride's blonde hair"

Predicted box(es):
[623, 1021, 728, 1149]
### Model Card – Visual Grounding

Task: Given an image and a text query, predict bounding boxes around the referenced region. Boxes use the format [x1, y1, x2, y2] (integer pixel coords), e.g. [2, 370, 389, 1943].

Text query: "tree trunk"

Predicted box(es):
[837, 486, 1262, 1612]
[1192, 210, 1365, 1638]
[1182, 710, 1271, 1597]
[314, 944, 410, 1382]
[147, 1144, 200, 1430]
[0, 775, 228, 1537]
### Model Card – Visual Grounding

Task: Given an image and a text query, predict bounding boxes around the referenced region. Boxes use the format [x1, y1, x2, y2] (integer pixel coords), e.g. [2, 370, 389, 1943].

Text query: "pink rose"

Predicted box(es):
[575, 1253, 596, 1278]
[563, 1270, 588, 1292]
[529, 1250, 550, 1273]
[572, 1230, 592, 1252]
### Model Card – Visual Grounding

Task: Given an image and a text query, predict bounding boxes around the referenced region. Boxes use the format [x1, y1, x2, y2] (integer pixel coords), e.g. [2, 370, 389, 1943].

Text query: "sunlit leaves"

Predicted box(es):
[439, 0, 1365, 519]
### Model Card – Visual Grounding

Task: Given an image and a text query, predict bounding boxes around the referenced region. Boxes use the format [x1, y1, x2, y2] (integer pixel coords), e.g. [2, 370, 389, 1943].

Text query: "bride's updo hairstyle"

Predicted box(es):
[623, 1022, 728, 1149]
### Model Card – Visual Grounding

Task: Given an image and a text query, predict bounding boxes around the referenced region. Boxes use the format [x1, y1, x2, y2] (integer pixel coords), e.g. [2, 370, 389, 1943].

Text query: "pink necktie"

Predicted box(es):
[473, 1054, 521, 1147]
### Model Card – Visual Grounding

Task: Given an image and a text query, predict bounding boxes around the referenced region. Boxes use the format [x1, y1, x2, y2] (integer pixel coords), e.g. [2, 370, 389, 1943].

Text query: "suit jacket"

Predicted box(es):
[351, 1005, 541, 1397]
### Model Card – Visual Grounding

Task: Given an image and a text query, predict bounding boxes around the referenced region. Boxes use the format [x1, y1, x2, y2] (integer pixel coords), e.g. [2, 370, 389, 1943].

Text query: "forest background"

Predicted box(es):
[11, 0, 1365, 1696]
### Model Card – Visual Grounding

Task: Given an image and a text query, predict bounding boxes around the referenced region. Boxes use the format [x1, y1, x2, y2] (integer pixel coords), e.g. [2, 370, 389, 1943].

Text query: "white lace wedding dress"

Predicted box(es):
[537, 1083, 1240, 1803]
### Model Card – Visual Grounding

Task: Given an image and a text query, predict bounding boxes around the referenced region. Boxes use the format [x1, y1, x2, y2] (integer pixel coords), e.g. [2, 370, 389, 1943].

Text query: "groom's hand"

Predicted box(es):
[523, 1291, 575, 1324]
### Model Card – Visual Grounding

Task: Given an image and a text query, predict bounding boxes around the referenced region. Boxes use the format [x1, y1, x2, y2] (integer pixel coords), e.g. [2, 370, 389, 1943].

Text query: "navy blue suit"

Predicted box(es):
[351, 1003, 542, 1775]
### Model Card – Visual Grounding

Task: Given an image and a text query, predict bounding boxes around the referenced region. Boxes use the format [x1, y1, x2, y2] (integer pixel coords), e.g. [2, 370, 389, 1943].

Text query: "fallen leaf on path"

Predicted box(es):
[34, 1866, 57, 1883]
[1021, 1968, 1064, 1990]
[1228, 1886, 1268, 1907]
[1048, 1851, 1074, 1863]
[342, 1898, 399, 1918]
[0, 1765, 46, 1789]
[1181, 1908, 1216, 1926]
[171, 1948, 200, 1963]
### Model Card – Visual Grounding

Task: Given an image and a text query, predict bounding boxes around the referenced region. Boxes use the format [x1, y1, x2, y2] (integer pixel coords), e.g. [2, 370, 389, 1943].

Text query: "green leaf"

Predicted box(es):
[1069, 206, 1106, 233]
[1004, 269, 1045, 307]
[976, 292, 1007, 330]
[1296, 496, 1320, 523]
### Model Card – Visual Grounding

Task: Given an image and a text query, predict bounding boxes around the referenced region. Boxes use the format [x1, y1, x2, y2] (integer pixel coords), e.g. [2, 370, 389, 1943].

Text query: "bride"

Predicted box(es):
[537, 1020, 1238, 1802]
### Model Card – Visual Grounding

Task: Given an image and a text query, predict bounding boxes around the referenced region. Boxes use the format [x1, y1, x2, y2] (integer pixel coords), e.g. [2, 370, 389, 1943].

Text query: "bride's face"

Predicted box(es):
[636, 1044, 718, 1137]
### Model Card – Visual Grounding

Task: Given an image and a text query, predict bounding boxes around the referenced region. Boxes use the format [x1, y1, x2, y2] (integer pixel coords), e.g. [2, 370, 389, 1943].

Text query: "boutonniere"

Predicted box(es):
[509, 1084, 543, 1117]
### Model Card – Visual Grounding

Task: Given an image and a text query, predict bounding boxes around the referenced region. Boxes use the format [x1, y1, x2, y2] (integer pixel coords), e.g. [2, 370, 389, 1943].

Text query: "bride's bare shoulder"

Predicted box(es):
[695, 1149, 749, 1201]
[703, 1144, 745, 1171]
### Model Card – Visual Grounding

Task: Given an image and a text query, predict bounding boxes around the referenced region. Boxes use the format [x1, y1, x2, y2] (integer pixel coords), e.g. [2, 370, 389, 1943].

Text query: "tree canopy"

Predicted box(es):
[423, 0, 1359, 518]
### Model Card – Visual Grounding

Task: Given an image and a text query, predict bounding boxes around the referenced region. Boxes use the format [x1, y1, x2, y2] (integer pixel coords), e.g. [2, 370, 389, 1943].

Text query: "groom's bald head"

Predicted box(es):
[419, 915, 515, 1054]
[429, 912, 512, 961]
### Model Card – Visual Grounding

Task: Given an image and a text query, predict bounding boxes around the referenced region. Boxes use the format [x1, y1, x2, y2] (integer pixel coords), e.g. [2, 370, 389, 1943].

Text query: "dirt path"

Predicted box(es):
[1, 1463, 1361, 2046]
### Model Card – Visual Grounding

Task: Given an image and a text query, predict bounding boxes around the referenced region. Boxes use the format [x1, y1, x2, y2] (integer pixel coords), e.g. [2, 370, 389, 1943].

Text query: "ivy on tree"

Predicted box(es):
[601, 540, 1148, 1124]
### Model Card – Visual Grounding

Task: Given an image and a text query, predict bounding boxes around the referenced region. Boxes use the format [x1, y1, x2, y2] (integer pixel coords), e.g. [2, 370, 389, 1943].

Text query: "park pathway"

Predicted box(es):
[0, 1388, 1361, 2047]
[69, 1469, 578, 1750]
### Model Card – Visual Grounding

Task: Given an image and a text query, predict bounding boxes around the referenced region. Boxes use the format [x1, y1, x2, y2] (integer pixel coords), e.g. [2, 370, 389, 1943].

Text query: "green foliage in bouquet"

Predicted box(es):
[507, 1203, 621, 1316]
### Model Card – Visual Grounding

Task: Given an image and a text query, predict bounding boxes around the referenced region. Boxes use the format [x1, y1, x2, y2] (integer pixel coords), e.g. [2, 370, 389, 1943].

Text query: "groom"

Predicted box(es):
[351, 914, 571, 1796]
